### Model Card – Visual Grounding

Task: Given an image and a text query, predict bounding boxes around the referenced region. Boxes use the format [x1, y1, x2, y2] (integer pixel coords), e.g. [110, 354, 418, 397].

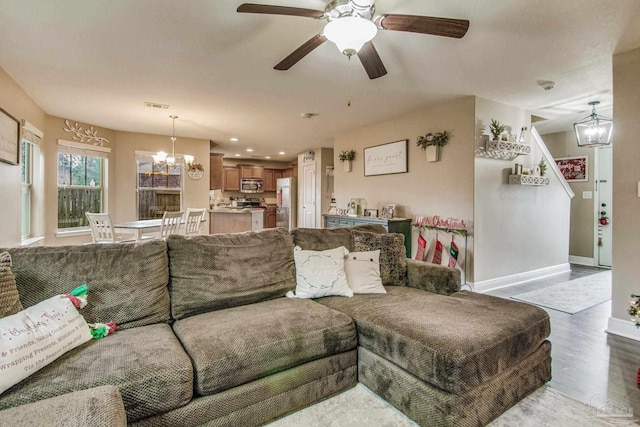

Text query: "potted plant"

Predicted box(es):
[538, 158, 547, 176]
[417, 130, 450, 162]
[489, 119, 507, 141]
[338, 150, 355, 172]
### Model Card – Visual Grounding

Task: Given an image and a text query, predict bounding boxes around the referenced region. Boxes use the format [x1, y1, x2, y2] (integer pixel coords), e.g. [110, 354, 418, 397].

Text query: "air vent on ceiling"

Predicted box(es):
[144, 102, 170, 109]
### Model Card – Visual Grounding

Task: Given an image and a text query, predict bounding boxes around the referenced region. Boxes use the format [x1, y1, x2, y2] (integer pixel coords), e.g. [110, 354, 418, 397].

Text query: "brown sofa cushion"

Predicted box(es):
[172, 297, 356, 396]
[291, 224, 387, 252]
[0, 385, 127, 427]
[5, 241, 170, 329]
[351, 230, 407, 286]
[317, 286, 550, 394]
[167, 228, 296, 320]
[0, 323, 193, 423]
[0, 252, 22, 318]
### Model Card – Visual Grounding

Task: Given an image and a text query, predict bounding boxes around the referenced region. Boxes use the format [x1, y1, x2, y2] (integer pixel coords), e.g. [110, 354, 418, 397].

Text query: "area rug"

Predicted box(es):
[511, 270, 611, 314]
[266, 384, 629, 426]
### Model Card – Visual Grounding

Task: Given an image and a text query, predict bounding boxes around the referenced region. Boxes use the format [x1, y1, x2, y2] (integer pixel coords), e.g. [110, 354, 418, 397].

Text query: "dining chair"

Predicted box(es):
[159, 211, 184, 240]
[183, 208, 206, 236]
[85, 212, 135, 243]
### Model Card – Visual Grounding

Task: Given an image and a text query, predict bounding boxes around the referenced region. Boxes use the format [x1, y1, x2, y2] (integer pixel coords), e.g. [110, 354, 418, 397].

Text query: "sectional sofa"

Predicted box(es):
[0, 226, 551, 426]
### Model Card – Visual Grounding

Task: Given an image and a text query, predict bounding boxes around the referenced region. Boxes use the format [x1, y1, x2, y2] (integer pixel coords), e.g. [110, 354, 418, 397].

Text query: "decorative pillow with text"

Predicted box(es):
[0, 294, 93, 395]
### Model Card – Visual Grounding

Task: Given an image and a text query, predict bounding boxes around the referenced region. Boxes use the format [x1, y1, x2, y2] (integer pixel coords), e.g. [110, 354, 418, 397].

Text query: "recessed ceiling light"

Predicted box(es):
[230, 137, 238, 142]
[278, 151, 286, 155]
[234, 153, 241, 157]
[265, 156, 271, 159]
[246, 148, 253, 152]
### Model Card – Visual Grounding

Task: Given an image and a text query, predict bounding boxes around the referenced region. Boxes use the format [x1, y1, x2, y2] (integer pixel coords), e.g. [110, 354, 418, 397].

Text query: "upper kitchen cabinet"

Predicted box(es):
[223, 166, 240, 191]
[239, 165, 264, 180]
[210, 153, 224, 190]
[264, 169, 283, 192]
[282, 166, 297, 178]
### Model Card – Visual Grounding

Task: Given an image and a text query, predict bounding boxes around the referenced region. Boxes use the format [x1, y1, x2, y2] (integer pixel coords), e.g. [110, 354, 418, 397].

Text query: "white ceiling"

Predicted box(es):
[1, 0, 639, 161]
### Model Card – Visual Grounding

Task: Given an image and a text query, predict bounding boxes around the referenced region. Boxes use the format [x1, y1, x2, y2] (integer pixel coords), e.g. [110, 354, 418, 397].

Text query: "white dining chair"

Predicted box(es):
[85, 212, 135, 243]
[183, 208, 206, 236]
[159, 211, 184, 240]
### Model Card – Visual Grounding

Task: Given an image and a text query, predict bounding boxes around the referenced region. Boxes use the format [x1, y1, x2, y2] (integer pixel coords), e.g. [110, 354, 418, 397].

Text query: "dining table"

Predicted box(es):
[113, 219, 164, 242]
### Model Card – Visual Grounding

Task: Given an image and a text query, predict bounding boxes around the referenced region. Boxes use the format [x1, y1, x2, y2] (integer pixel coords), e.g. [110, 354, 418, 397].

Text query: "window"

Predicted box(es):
[136, 158, 183, 220]
[21, 140, 33, 239]
[57, 152, 105, 229]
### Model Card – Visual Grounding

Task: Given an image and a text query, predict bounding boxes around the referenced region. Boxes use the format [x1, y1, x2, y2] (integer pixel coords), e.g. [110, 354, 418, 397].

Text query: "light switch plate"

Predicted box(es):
[583, 191, 593, 199]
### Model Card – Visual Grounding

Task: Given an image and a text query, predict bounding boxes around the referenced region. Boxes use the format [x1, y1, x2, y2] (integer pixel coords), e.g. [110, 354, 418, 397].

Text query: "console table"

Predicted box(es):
[323, 215, 412, 258]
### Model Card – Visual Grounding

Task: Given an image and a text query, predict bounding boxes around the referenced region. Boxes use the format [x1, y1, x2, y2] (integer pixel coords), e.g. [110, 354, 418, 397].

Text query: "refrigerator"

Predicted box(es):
[276, 178, 297, 231]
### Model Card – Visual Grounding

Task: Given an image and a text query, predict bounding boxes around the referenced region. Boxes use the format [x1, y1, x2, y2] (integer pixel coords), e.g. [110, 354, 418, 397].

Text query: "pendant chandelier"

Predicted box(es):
[152, 115, 194, 167]
[573, 101, 613, 147]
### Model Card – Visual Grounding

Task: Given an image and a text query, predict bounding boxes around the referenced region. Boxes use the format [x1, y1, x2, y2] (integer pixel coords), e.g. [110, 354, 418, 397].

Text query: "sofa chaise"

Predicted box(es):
[0, 226, 550, 426]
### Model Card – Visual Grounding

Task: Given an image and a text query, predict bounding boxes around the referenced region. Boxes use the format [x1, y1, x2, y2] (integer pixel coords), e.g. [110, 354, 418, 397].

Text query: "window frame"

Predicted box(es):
[135, 155, 184, 220]
[21, 140, 33, 239]
[56, 139, 111, 233]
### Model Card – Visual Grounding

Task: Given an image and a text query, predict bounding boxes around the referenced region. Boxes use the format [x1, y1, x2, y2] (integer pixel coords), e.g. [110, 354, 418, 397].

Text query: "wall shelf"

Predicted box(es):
[508, 174, 549, 186]
[475, 141, 532, 160]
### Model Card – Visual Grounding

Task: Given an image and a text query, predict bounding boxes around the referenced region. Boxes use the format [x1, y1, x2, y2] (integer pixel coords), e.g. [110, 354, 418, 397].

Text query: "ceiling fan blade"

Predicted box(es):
[274, 34, 327, 70]
[237, 3, 325, 19]
[357, 42, 387, 80]
[378, 14, 469, 38]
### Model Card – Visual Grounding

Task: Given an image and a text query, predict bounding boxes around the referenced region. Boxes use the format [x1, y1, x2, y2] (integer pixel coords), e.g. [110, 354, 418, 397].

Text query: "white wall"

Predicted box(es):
[610, 47, 640, 334]
[473, 99, 571, 284]
[333, 97, 476, 278]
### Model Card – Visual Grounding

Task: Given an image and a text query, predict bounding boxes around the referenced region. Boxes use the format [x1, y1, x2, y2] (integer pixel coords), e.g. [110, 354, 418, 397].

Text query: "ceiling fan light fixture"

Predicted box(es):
[573, 101, 613, 147]
[324, 16, 377, 57]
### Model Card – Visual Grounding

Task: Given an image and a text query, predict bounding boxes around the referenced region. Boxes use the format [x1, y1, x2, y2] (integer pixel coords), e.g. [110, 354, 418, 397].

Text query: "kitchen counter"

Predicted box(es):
[210, 208, 264, 234]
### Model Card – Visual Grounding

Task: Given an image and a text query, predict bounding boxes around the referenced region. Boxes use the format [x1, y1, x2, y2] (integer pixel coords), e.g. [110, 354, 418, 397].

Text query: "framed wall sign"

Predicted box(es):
[0, 107, 20, 165]
[364, 139, 408, 176]
[555, 155, 588, 182]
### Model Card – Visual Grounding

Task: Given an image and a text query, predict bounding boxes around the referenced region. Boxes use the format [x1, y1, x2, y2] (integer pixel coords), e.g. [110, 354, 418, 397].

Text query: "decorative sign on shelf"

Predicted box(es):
[364, 139, 408, 176]
[555, 155, 588, 182]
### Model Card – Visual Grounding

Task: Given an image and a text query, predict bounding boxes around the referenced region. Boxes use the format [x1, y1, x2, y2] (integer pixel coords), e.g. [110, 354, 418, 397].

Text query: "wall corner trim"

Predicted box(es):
[472, 263, 571, 293]
[607, 317, 640, 342]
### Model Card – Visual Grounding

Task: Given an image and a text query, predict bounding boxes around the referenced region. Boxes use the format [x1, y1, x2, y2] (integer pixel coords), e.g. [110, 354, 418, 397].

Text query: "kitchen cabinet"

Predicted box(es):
[323, 215, 412, 258]
[223, 167, 240, 191]
[209, 154, 223, 190]
[265, 206, 277, 228]
[264, 169, 284, 192]
[239, 165, 264, 180]
[282, 167, 297, 178]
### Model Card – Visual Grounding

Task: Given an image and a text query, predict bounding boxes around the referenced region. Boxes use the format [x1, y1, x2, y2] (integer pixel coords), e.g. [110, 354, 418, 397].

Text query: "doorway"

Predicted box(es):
[595, 146, 612, 267]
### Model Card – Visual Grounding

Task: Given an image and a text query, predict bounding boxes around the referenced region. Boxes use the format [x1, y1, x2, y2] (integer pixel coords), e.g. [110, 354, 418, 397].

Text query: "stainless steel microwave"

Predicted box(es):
[240, 178, 263, 193]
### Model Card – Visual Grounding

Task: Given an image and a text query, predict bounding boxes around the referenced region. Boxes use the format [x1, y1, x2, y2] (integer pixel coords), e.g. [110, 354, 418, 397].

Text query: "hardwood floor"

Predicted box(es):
[486, 265, 640, 416]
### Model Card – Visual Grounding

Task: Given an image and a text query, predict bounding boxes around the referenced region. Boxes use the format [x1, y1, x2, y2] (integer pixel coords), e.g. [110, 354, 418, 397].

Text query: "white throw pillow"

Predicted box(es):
[344, 250, 386, 294]
[0, 295, 93, 395]
[290, 246, 353, 298]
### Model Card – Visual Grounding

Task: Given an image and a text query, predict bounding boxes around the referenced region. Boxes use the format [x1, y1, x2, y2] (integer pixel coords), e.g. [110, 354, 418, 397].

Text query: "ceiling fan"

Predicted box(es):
[237, 0, 469, 79]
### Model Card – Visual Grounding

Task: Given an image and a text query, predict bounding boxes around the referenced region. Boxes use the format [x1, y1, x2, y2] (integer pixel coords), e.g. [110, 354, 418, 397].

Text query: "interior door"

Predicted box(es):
[302, 163, 316, 228]
[596, 147, 612, 267]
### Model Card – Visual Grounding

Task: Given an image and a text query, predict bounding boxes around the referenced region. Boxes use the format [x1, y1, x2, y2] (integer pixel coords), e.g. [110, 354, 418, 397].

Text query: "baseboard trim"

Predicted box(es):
[569, 255, 595, 266]
[606, 317, 640, 342]
[470, 263, 571, 293]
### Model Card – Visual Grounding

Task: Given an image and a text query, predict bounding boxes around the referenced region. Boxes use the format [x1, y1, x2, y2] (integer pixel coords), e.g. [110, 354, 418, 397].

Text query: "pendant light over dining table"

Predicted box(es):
[152, 115, 194, 167]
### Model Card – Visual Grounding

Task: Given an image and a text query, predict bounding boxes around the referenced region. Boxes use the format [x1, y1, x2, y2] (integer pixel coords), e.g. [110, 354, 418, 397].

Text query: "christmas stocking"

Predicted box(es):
[415, 234, 427, 261]
[432, 238, 443, 265]
[448, 236, 459, 268]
